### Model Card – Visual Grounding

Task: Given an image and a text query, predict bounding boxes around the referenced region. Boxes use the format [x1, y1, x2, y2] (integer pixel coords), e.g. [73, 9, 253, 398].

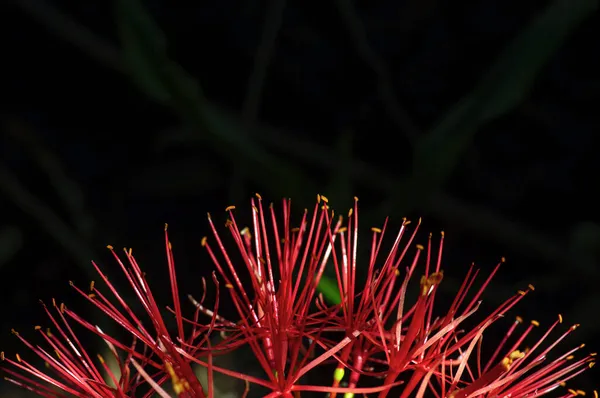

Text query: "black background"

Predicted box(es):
[1, 0, 599, 396]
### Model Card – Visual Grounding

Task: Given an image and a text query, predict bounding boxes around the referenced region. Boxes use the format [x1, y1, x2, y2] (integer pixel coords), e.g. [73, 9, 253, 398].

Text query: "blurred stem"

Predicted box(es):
[7, 119, 94, 239]
[242, 0, 287, 128]
[234, 0, 287, 201]
[11, 0, 124, 73]
[11, 0, 572, 270]
[334, 0, 419, 141]
[0, 164, 97, 279]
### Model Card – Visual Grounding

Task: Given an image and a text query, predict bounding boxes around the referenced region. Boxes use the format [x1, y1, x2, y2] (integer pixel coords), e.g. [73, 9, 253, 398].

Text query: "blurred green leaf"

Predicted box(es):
[386, 0, 597, 215]
[115, 0, 315, 200]
[0, 226, 23, 268]
[127, 158, 224, 197]
[117, 0, 170, 102]
[317, 274, 342, 305]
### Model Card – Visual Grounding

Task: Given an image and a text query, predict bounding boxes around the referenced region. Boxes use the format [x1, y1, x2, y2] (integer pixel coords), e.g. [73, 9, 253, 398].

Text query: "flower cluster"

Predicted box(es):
[1, 195, 596, 397]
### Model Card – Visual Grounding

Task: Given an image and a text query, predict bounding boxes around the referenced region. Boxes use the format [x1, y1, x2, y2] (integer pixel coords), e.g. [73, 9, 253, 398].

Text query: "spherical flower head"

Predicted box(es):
[1, 195, 595, 398]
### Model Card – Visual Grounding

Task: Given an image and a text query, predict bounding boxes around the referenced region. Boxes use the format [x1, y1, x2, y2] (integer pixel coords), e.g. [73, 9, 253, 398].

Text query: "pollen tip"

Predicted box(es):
[528, 283, 535, 291]
[416, 244, 424, 250]
[501, 256, 506, 262]
[559, 314, 563, 323]
[164, 223, 168, 231]
[255, 193, 262, 200]
[106, 245, 114, 250]
[225, 205, 236, 212]
[531, 320, 540, 327]
[354, 196, 359, 202]
[321, 195, 329, 203]
[441, 230, 445, 237]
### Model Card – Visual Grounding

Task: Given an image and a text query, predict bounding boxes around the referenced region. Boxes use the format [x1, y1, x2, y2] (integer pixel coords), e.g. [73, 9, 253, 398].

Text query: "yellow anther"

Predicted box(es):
[420, 272, 443, 295]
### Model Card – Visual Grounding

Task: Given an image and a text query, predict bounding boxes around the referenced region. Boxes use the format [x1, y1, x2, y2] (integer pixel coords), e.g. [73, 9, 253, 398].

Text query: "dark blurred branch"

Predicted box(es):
[12, 0, 575, 271]
[235, 0, 287, 201]
[0, 164, 97, 277]
[255, 126, 570, 267]
[428, 194, 567, 266]
[11, 0, 124, 73]
[7, 120, 95, 239]
[242, 0, 287, 128]
[334, 0, 419, 141]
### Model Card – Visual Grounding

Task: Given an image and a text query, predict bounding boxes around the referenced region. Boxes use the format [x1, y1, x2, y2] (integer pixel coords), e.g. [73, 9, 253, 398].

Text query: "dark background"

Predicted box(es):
[1, 0, 599, 396]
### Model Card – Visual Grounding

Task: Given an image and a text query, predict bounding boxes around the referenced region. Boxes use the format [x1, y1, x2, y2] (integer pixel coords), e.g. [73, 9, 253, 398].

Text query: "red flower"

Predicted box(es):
[1, 226, 234, 397]
[197, 195, 392, 397]
[1, 195, 595, 398]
